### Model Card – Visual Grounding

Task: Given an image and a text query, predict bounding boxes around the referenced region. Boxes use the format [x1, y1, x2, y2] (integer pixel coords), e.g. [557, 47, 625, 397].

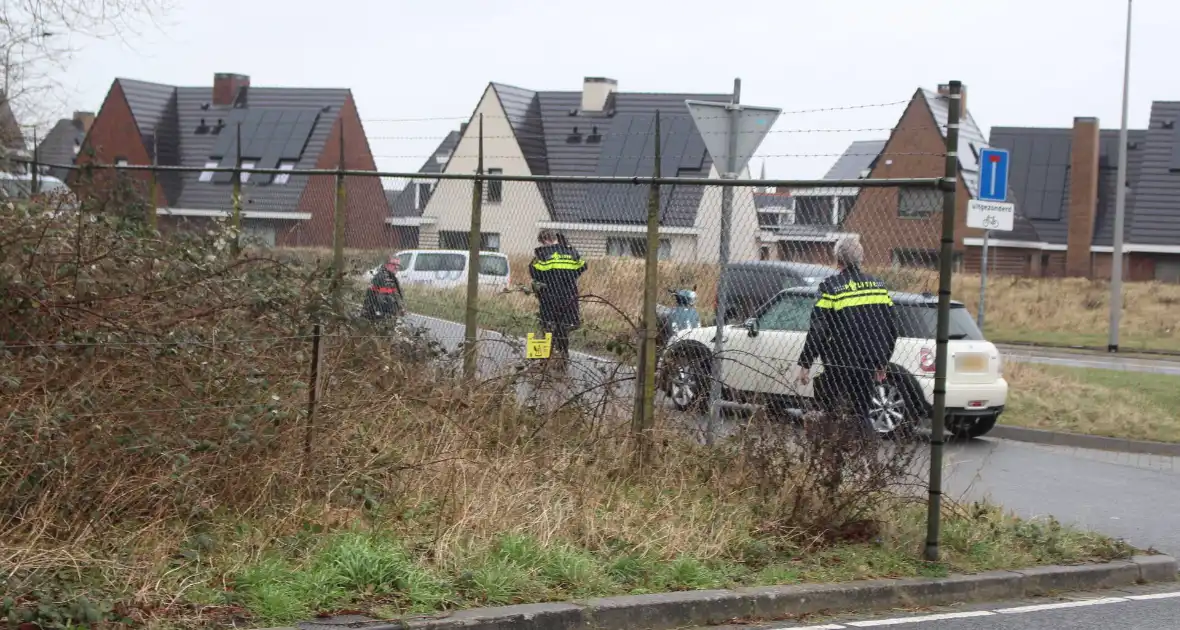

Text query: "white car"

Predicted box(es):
[661, 287, 1008, 438]
[363, 249, 511, 291]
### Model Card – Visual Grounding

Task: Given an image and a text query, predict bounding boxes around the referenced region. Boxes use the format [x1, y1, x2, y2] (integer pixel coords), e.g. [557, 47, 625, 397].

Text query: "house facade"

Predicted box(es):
[76, 73, 391, 249]
[35, 111, 94, 181]
[981, 105, 1180, 282]
[391, 77, 762, 262]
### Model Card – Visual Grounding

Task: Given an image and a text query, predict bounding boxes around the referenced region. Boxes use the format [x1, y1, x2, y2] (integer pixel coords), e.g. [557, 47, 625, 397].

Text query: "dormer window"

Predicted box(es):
[273, 161, 296, 185]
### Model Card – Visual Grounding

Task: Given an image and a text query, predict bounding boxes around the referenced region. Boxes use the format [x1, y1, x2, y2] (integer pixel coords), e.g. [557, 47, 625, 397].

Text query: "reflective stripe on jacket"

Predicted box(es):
[529, 243, 587, 325]
[799, 266, 898, 371]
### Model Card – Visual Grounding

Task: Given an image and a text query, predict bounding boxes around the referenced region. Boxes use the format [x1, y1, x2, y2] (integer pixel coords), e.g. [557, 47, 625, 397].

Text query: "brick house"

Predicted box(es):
[394, 77, 762, 262]
[75, 73, 391, 249]
[981, 104, 1180, 282]
[841, 84, 1015, 269]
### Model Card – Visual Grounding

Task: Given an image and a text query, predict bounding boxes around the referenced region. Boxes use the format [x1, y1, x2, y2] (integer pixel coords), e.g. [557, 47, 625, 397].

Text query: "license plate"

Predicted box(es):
[956, 354, 988, 373]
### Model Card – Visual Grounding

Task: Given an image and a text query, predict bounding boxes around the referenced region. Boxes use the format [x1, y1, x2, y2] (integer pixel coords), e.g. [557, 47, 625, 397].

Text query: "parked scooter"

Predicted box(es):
[654, 287, 701, 350]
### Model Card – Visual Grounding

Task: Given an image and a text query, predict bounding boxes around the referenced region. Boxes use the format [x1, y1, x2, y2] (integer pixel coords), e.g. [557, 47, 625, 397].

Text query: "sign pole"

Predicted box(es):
[978, 229, 989, 330]
[684, 90, 781, 446]
[707, 78, 741, 446]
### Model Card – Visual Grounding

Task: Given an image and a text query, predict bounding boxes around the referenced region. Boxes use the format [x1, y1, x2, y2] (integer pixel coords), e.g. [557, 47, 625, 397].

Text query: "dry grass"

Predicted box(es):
[0, 203, 1135, 629]
[1003, 362, 1180, 443]
[499, 256, 1180, 353]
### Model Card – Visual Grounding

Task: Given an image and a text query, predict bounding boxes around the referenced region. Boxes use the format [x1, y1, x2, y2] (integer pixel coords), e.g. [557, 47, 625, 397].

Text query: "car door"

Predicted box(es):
[744, 295, 816, 396]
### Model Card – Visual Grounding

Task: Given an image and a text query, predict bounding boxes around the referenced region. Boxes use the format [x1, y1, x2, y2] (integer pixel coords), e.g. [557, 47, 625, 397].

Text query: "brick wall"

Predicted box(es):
[72, 81, 164, 207]
[962, 246, 1034, 276]
[290, 94, 394, 250]
[845, 89, 982, 267]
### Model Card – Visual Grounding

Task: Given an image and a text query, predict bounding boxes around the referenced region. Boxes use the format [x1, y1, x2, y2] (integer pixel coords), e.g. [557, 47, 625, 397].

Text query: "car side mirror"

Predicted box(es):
[744, 317, 759, 337]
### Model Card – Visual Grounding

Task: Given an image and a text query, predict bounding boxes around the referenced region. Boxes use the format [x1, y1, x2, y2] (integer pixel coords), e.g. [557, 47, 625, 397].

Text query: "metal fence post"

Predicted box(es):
[633, 111, 662, 460]
[30, 130, 39, 195]
[231, 123, 243, 256]
[332, 129, 347, 301]
[925, 79, 962, 563]
[708, 78, 741, 447]
[463, 114, 485, 380]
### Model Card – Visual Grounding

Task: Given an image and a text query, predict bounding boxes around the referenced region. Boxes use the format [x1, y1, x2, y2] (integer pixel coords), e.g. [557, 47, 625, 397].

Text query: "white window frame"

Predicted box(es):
[115, 159, 129, 167]
[273, 161, 296, 185]
[240, 161, 256, 183]
[199, 161, 219, 182]
[898, 187, 940, 218]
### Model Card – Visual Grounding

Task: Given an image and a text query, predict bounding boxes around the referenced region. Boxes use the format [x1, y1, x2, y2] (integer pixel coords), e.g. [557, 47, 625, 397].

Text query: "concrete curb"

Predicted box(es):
[990, 425, 1180, 457]
[288, 555, 1176, 630]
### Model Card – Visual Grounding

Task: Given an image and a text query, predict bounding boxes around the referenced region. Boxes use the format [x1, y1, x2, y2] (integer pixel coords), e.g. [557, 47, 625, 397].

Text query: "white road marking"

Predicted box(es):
[775, 625, 846, 630]
[845, 610, 995, 626]
[993, 596, 1129, 613]
[1126, 590, 1180, 601]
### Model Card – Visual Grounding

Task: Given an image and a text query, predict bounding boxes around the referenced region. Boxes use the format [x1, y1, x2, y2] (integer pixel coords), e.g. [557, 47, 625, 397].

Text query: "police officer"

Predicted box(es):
[529, 229, 586, 362]
[797, 234, 899, 433]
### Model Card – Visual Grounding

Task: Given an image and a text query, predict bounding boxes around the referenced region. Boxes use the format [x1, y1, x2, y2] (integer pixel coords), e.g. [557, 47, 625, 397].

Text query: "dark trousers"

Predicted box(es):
[816, 365, 876, 430]
[540, 320, 572, 359]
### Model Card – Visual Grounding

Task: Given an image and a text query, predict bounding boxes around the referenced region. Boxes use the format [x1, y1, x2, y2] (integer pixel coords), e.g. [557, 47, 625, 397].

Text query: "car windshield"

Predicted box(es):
[895, 304, 984, 340]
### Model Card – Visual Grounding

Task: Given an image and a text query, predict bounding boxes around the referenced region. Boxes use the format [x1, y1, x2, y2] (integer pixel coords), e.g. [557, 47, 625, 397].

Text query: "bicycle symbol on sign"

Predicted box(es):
[982, 214, 999, 229]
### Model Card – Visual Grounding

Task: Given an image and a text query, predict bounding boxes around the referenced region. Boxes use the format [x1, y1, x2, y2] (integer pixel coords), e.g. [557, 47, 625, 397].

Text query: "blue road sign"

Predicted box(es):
[977, 148, 1009, 202]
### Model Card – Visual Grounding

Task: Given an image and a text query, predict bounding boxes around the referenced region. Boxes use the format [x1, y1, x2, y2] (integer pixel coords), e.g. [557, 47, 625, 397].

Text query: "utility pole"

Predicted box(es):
[1109, 0, 1133, 353]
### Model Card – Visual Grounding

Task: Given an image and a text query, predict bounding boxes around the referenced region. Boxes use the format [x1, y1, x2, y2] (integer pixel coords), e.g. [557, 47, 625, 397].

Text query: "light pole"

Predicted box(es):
[2, 31, 55, 96]
[1109, 0, 1132, 353]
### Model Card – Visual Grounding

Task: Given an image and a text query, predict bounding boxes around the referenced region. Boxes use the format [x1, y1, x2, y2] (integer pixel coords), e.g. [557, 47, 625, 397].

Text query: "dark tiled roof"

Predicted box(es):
[990, 125, 1148, 246]
[105, 78, 351, 212]
[824, 140, 886, 179]
[1126, 101, 1180, 246]
[488, 84, 730, 226]
[0, 93, 26, 154]
[389, 129, 460, 217]
[35, 117, 88, 181]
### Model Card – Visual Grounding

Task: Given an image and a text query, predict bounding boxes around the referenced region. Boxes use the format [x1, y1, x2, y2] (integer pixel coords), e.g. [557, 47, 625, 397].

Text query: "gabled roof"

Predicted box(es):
[0, 92, 26, 156]
[989, 125, 1149, 246]
[1125, 101, 1180, 246]
[92, 77, 351, 211]
[426, 83, 729, 227]
[920, 88, 989, 198]
[824, 140, 886, 180]
[36, 116, 89, 181]
[389, 129, 460, 217]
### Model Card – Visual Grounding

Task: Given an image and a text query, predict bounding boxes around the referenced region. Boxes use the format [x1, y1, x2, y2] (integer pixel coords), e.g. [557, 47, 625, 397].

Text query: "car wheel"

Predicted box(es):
[867, 376, 917, 438]
[666, 348, 711, 412]
[948, 413, 999, 440]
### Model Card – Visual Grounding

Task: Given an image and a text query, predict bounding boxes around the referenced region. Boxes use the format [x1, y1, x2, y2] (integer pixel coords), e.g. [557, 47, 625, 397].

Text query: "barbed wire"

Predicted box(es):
[362, 99, 914, 125]
[366, 127, 899, 142]
[369, 151, 943, 161]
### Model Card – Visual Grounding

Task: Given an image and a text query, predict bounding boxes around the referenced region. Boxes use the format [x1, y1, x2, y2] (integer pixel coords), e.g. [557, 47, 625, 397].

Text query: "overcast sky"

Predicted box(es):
[50, 0, 1174, 179]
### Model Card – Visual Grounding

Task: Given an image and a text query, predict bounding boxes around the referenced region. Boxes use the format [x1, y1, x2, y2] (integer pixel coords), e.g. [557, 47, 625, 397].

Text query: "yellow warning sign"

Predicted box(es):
[526, 332, 553, 359]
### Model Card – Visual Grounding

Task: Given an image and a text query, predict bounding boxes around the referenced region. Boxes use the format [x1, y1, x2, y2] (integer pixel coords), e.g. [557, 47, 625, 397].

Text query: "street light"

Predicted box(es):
[2, 31, 56, 96]
[1109, 0, 1132, 353]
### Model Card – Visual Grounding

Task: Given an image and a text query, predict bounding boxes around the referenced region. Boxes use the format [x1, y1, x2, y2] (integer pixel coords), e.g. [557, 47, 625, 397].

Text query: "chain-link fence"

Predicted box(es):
[4, 83, 994, 618]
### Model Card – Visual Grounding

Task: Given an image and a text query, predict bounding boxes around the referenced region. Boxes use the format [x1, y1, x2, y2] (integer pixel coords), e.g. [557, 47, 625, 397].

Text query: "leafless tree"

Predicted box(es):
[1, 0, 171, 153]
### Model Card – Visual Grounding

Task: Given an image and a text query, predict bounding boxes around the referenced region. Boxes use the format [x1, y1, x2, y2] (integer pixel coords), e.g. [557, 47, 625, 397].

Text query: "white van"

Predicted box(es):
[364, 249, 511, 291]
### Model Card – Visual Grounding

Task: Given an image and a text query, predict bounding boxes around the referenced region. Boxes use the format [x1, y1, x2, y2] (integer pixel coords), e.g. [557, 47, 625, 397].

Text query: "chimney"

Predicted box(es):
[581, 77, 618, 113]
[937, 83, 967, 117]
[73, 111, 95, 133]
[1066, 117, 1101, 277]
[212, 73, 250, 107]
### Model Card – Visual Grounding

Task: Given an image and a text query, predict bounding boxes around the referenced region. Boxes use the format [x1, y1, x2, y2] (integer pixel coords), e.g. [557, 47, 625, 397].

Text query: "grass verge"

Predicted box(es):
[1004, 362, 1180, 443]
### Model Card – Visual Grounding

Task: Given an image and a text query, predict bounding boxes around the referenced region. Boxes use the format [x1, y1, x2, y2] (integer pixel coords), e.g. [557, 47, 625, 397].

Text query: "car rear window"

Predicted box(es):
[414, 253, 465, 272]
[478, 255, 509, 276]
[895, 305, 984, 340]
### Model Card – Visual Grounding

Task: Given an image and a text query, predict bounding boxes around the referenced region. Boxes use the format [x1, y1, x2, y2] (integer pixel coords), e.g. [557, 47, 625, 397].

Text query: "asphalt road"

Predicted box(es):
[404, 314, 1180, 560]
[717, 583, 1180, 629]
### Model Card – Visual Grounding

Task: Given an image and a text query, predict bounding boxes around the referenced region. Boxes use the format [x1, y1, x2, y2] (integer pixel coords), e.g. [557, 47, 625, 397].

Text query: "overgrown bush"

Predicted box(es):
[0, 189, 1124, 627]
